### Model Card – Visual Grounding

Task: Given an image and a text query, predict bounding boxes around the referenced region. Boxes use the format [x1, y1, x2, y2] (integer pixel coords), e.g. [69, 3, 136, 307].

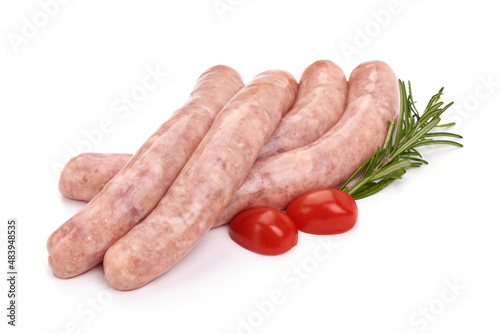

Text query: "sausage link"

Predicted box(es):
[58, 153, 132, 202]
[58, 60, 348, 201]
[103, 70, 298, 290]
[258, 60, 347, 158]
[214, 60, 399, 226]
[47, 65, 244, 278]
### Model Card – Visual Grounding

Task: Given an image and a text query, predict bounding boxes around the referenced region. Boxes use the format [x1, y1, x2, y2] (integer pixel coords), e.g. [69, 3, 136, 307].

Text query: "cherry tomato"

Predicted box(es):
[286, 188, 358, 235]
[229, 207, 298, 255]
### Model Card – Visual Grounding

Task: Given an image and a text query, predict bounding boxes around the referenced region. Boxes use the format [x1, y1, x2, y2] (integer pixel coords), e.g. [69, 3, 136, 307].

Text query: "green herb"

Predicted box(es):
[339, 80, 463, 200]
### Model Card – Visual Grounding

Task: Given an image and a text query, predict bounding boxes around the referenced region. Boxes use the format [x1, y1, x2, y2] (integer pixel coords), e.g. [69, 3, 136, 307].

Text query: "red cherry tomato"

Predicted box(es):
[229, 207, 298, 255]
[286, 188, 358, 235]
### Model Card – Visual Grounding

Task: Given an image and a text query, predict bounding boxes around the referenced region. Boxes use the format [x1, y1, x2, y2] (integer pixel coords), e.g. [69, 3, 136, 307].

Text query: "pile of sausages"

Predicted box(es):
[47, 60, 399, 291]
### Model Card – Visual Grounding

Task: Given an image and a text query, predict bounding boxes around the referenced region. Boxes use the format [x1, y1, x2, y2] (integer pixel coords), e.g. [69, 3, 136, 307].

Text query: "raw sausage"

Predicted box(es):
[59, 153, 131, 202]
[103, 70, 297, 290]
[214, 60, 399, 226]
[47, 65, 244, 278]
[58, 60, 348, 201]
[258, 60, 347, 158]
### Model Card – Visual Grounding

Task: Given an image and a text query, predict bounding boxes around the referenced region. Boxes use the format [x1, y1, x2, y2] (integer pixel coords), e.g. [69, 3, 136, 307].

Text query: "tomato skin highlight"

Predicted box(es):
[229, 207, 298, 255]
[286, 188, 358, 235]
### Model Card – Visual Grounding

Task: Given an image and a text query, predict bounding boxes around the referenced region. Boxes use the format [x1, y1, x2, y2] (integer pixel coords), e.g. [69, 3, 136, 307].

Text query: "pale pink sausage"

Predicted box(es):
[58, 60, 348, 201]
[58, 153, 132, 202]
[258, 60, 347, 158]
[47, 65, 244, 279]
[214, 60, 400, 226]
[103, 70, 298, 290]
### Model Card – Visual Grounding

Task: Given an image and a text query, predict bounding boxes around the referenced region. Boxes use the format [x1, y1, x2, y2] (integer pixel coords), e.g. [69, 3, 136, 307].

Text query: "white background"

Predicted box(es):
[1, 1, 499, 333]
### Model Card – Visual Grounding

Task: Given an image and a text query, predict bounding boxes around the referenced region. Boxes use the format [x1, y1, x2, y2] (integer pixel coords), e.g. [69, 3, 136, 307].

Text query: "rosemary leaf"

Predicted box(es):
[413, 139, 464, 148]
[351, 178, 399, 200]
[423, 132, 463, 139]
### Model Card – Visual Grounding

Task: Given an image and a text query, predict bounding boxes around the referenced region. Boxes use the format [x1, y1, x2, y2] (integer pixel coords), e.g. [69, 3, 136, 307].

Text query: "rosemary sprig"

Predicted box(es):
[339, 80, 463, 200]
